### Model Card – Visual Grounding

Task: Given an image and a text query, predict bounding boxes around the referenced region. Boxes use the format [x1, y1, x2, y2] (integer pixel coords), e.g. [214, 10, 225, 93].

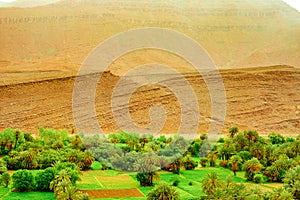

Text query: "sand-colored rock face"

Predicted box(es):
[0, 0, 299, 135]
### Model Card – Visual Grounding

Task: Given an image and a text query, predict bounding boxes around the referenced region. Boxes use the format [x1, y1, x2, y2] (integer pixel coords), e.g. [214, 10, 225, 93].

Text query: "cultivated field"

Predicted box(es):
[0, 167, 284, 200]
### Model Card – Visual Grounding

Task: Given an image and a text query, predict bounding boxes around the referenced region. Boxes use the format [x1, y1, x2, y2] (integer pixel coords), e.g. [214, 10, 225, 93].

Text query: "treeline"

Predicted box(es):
[0, 127, 94, 171]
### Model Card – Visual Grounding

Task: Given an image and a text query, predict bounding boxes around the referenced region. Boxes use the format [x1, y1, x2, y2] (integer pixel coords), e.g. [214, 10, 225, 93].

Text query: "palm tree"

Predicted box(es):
[207, 153, 217, 167]
[251, 142, 266, 160]
[71, 135, 84, 149]
[13, 130, 21, 149]
[232, 133, 248, 151]
[283, 166, 300, 199]
[1, 172, 11, 187]
[220, 139, 236, 160]
[55, 181, 85, 200]
[201, 172, 224, 195]
[243, 158, 262, 181]
[147, 182, 179, 200]
[291, 140, 300, 156]
[50, 170, 71, 193]
[81, 150, 95, 170]
[244, 130, 259, 150]
[264, 166, 280, 182]
[1, 129, 14, 150]
[67, 150, 84, 169]
[229, 155, 242, 176]
[229, 126, 239, 138]
[20, 150, 37, 169]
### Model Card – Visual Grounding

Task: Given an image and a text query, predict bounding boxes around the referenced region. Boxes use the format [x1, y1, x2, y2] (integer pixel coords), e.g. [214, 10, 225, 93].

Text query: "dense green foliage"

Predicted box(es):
[35, 168, 57, 191]
[0, 127, 91, 200]
[12, 170, 34, 191]
[0, 127, 94, 171]
[1, 171, 11, 187]
[0, 126, 299, 199]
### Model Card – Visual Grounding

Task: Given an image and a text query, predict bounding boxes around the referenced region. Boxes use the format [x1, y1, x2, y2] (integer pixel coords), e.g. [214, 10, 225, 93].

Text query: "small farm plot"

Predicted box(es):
[78, 170, 144, 199]
[78, 170, 138, 190]
[82, 188, 144, 199]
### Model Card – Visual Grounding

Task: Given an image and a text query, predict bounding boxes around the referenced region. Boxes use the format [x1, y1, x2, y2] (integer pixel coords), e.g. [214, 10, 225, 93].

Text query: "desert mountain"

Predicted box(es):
[0, 0, 299, 75]
[0, 0, 299, 135]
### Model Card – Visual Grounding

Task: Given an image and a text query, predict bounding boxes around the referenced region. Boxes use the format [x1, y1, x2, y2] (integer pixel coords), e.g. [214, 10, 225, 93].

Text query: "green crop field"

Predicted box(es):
[69, 167, 281, 199]
[0, 166, 285, 200]
[2, 191, 55, 200]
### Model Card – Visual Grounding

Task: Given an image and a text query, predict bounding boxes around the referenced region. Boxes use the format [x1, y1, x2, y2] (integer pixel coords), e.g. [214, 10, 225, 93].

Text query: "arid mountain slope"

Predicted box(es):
[0, 0, 299, 74]
[1, 66, 300, 135]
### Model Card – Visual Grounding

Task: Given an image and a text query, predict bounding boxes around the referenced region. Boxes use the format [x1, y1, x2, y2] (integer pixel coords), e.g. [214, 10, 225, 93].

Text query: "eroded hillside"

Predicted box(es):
[1, 66, 299, 135]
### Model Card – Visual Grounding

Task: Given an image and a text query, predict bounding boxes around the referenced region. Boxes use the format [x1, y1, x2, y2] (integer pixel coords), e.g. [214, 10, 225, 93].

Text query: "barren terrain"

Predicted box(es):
[1, 65, 300, 135]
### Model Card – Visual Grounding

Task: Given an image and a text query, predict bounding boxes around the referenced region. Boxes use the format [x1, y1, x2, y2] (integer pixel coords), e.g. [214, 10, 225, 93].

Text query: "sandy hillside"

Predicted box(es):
[0, 0, 299, 135]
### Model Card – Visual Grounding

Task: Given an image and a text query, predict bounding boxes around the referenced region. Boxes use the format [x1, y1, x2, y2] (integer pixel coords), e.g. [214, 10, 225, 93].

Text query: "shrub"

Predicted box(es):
[286, 137, 295, 143]
[0, 160, 7, 173]
[243, 158, 263, 181]
[12, 170, 34, 191]
[200, 134, 208, 141]
[189, 181, 193, 186]
[1, 172, 11, 187]
[237, 151, 253, 163]
[171, 177, 180, 186]
[268, 133, 285, 144]
[37, 149, 63, 169]
[172, 180, 179, 186]
[35, 167, 56, 191]
[136, 172, 149, 186]
[188, 141, 201, 157]
[217, 138, 225, 143]
[91, 161, 102, 170]
[182, 156, 198, 170]
[200, 158, 208, 167]
[253, 174, 267, 183]
[23, 133, 34, 142]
